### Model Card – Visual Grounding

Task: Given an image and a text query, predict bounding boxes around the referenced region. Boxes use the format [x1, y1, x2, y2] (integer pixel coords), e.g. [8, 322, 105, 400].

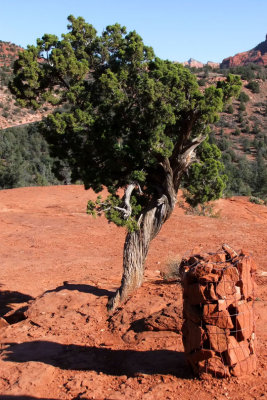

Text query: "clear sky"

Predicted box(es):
[0, 0, 266, 63]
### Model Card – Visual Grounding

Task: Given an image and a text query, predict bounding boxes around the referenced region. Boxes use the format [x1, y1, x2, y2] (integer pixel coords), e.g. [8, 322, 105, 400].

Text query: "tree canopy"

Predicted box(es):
[10, 15, 241, 230]
[10, 16, 242, 309]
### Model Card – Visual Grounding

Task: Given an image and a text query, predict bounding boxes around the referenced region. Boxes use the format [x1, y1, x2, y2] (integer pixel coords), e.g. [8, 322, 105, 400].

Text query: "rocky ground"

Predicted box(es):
[0, 185, 266, 400]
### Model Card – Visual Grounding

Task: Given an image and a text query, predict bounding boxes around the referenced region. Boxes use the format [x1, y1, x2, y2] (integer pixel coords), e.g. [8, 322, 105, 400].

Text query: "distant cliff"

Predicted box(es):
[181, 58, 219, 69]
[221, 35, 267, 68]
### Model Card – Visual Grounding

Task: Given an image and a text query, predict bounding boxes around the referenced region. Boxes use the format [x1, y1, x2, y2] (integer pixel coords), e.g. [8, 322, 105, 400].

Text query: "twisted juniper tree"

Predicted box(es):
[10, 16, 241, 311]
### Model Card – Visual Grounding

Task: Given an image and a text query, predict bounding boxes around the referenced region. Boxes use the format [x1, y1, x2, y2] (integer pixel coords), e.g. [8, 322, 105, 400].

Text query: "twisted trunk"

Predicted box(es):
[107, 157, 177, 312]
[107, 137, 205, 312]
[107, 195, 175, 311]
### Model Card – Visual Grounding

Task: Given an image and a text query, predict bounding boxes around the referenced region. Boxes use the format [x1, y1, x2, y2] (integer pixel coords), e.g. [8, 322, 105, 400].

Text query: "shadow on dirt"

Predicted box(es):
[0, 397, 61, 400]
[1, 340, 191, 378]
[44, 282, 113, 297]
[0, 290, 34, 318]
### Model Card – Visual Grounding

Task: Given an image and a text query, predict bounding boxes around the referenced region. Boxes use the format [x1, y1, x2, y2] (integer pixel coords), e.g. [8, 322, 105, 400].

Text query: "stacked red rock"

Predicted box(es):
[180, 244, 257, 378]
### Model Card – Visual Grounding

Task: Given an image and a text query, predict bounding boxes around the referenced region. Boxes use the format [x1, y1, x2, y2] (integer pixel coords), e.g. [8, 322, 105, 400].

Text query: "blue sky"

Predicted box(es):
[0, 0, 266, 63]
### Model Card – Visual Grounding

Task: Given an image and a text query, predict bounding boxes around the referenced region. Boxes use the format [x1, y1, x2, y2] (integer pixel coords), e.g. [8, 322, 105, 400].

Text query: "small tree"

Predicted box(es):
[238, 91, 249, 103]
[246, 80, 260, 94]
[10, 16, 241, 311]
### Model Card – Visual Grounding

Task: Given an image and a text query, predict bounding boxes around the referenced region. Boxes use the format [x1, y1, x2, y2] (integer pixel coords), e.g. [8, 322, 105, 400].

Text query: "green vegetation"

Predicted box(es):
[0, 41, 266, 206]
[238, 91, 250, 103]
[212, 131, 267, 199]
[246, 80, 260, 93]
[0, 123, 63, 189]
[0, 26, 266, 310]
[9, 15, 241, 310]
[222, 64, 267, 81]
[225, 104, 234, 114]
[249, 196, 266, 205]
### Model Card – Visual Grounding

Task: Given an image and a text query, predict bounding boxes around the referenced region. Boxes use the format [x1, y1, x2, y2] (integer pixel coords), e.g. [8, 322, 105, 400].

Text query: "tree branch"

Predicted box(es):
[173, 134, 207, 191]
[119, 183, 136, 218]
[159, 158, 176, 208]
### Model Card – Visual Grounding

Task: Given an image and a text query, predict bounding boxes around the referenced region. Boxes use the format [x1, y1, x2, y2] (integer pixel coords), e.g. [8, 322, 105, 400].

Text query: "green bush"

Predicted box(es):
[198, 78, 206, 86]
[246, 80, 260, 93]
[249, 196, 264, 205]
[232, 128, 241, 136]
[237, 111, 244, 123]
[226, 104, 234, 114]
[239, 102, 246, 112]
[252, 123, 261, 135]
[238, 91, 250, 103]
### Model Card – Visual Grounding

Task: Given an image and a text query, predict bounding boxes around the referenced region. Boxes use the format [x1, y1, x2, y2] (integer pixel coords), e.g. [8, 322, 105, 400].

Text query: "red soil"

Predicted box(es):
[0, 185, 266, 399]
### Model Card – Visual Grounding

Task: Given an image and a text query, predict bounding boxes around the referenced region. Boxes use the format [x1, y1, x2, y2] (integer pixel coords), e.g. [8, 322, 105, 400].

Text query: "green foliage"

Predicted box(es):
[87, 194, 141, 232]
[0, 123, 63, 189]
[10, 16, 242, 230]
[252, 123, 261, 135]
[239, 102, 246, 112]
[183, 139, 227, 207]
[246, 80, 260, 93]
[249, 196, 264, 205]
[223, 64, 267, 82]
[237, 111, 244, 123]
[183, 202, 221, 218]
[232, 128, 241, 136]
[198, 78, 206, 86]
[216, 74, 242, 103]
[213, 131, 267, 198]
[225, 104, 234, 114]
[238, 91, 250, 103]
[241, 137, 251, 152]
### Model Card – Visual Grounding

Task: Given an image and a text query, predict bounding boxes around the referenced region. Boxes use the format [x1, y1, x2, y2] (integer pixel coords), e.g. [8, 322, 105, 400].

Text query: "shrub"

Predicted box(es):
[198, 78, 206, 86]
[237, 112, 244, 123]
[161, 257, 182, 282]
[249, 196, 264, 205]
[184, 202, 221, 218]
[239, 91, 250, 103]
[2, 111, 9, 118]
[241, 137, 251, 152]
[232, 128, 241, 136]
[226, 104, 234, 114]
[246, 81, 260, 93]
[252, 123, 261, 135]
[239, 102, 246, 112]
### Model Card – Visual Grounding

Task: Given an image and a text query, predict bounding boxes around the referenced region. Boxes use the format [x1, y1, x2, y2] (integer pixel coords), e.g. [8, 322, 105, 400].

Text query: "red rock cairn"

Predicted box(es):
[180, 244, 257, 378]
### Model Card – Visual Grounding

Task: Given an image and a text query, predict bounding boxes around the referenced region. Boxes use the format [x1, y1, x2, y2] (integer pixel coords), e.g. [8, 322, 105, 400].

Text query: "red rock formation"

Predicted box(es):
[182, 58, 204, 68]
[207, 61, 220, 68]
[221, 35, 267, 68]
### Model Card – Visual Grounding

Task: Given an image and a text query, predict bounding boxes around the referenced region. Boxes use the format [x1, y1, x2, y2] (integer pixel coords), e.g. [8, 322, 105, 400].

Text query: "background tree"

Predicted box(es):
[10, 16, 241, 311]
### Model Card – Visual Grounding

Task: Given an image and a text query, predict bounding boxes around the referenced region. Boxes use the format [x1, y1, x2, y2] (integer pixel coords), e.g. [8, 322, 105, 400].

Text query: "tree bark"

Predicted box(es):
[107, 138, 205, 312]
[107, 190, 176, 312]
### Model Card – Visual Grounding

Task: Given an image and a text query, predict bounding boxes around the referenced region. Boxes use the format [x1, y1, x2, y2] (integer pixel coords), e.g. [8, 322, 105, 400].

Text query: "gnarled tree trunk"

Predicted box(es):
[107, 159, 177, 312]
[107, 137, 205, 312]
[107, 196, 175, 312]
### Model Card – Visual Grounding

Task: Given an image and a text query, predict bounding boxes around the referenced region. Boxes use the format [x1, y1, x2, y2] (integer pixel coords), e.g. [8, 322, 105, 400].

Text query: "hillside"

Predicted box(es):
[186, 64, 267, 198]
[0, 185, 266, 399]
[221, 35, 267, 68]
[0, 40, 23, 67]
[0, 41, 49, 130]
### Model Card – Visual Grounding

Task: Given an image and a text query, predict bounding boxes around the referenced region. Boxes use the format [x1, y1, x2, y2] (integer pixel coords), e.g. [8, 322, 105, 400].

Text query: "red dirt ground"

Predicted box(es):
[0, 185, 266, 400]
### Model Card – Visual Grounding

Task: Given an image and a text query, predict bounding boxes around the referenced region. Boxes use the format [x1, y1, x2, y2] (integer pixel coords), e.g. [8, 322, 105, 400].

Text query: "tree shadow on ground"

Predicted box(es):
[0, 290, 34, 318]
[44, 282, 113, 297]
[1, 340, 192, 378]
[0, 397, 60, 400]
